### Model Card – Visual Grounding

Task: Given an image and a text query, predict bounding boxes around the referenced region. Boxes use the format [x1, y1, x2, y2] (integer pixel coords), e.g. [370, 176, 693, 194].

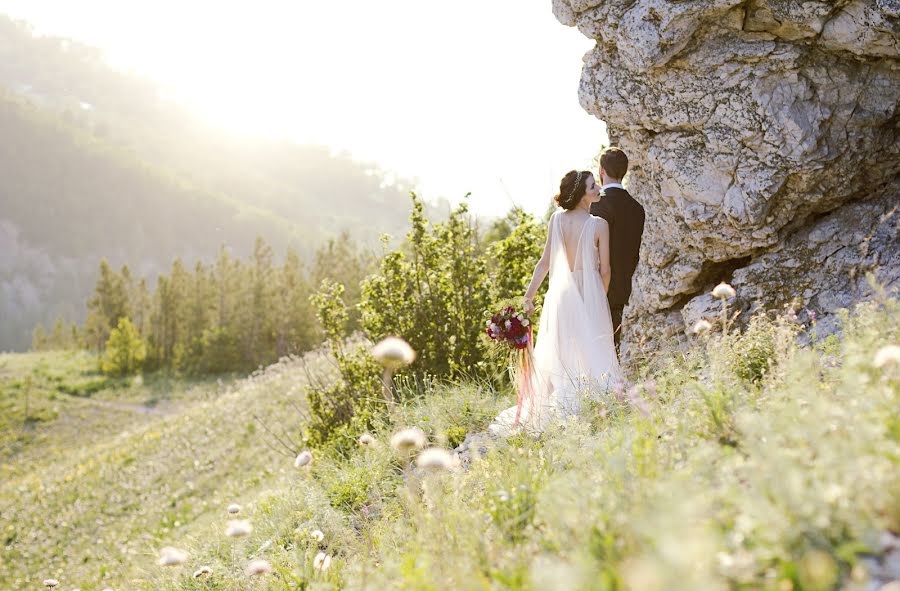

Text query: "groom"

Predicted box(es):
[590, 147, 645, 352]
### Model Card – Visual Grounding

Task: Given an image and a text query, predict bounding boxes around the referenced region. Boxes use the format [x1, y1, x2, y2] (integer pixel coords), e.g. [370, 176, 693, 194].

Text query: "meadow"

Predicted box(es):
[2, 293, 897, 591]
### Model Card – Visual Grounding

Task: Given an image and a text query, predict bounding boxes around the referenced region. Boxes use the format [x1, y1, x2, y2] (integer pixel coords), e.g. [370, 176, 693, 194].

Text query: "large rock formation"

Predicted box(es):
[553, 0, 900, 355]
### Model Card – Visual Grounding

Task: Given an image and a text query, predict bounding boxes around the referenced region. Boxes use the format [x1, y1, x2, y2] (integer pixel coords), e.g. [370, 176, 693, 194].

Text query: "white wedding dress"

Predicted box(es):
[491, 211, 623, 435]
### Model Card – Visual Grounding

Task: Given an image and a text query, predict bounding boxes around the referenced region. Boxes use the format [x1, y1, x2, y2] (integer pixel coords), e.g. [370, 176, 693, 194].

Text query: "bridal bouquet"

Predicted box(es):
[485, 305, 531, 350]
[485, 304, 536, 426]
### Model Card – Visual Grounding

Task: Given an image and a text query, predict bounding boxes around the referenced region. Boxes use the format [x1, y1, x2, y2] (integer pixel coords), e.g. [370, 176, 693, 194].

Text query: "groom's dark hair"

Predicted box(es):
[600, 147, 628, 180]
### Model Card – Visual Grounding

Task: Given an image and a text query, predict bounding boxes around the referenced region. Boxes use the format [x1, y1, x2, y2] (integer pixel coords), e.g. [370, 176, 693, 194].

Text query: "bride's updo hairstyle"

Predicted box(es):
[554, 170, 590, 210]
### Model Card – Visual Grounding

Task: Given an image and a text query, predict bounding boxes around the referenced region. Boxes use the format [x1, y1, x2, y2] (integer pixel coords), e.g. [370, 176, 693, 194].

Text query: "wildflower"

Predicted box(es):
[358, 433, 376, 447]
[712, 282, 736, 299]
[416, 447, 455, 471]
[371, 336, 416, 369]
[43, 580, 60, 589]
[193, 566, 212, 578]
[314, 551, 332, 572]
[390, 427, 427, 453]
[157, 546, 188, 566]
[227, 503, 241, 514]
[246, 559, 272, 576]
[226, 519, 253, 538]
[807, 309, 817, 323]
[874, 344, 900, 368]
[692, 319, 712, 335]
[294, 450, 313, 468]
[308, 529, 325, 542]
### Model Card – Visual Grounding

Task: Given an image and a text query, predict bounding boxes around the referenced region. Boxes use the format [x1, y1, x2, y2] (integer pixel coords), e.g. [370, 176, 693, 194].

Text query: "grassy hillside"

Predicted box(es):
[3, 298, 897, 590]
[0, 349, 332, 589]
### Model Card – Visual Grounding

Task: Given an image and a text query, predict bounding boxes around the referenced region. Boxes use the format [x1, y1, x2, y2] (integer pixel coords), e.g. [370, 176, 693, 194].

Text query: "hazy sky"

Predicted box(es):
[0, 0, 607, 217]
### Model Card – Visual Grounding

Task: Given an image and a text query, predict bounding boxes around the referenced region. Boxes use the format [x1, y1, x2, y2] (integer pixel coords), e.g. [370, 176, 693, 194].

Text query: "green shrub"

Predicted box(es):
[100, 317, 146, 376]
[304, 198, 544, 452]
[305, 281, 385, 454]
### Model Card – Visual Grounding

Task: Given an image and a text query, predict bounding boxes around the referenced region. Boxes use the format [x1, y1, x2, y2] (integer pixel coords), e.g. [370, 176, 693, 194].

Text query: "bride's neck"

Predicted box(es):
[574, 200, 592, 213]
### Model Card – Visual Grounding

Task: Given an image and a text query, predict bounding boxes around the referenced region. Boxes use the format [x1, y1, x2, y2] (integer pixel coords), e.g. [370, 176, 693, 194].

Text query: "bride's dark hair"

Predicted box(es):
[554, 170, 590, 210]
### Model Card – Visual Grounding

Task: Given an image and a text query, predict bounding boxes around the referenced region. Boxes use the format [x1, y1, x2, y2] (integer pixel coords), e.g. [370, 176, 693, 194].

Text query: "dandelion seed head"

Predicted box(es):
[692, 319, 712, 335]
[226, 519, 253, 538]
[874, 344, 900, 368]
[246, 559, 273, 576]
[314, 552, 332, 572]
[227, 503, 241, 514]
[157, 546, 188, 566]
[390, 427, 427, 453]
[310, 529, 325, 542]
[358, 433, 376, 447]
[193, 566, 212, 578]
[371, 337, 416, 369]
[43, 579, 60, 589]
[416, 447, 454, 471]
[294, 450, 313, 468]
[712, 282, 736, 299]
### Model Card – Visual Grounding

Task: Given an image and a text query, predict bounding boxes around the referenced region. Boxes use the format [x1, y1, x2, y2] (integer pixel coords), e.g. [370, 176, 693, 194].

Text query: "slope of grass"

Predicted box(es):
[0, 351, 240, 480]
[0, 351, 332, 589]
[137, 297, 896, 591]
[5, 298, 898, 591]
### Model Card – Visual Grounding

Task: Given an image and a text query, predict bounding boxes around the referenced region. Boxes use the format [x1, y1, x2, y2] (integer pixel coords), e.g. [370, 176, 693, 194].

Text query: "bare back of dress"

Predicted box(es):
[492, 211, 623, 435]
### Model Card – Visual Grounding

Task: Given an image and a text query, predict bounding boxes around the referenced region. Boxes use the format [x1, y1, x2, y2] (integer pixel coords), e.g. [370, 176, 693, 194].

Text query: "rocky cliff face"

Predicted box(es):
[553, 0, 900, 355]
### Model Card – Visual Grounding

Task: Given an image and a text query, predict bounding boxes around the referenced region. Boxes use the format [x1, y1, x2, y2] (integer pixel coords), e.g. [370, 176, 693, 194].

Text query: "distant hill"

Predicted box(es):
[0, 16, 446, 351]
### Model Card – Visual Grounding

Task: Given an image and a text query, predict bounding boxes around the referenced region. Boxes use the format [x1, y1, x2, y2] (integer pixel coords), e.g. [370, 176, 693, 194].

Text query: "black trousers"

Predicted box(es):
[610, 306, 624, 353]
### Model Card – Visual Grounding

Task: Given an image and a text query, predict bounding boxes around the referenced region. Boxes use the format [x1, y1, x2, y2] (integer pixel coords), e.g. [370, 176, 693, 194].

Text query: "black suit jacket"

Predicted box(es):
[590, 186, 645, 311]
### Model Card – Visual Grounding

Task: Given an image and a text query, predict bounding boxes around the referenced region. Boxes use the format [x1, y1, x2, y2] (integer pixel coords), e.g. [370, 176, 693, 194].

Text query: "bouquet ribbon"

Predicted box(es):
[513, 326, 536, 427]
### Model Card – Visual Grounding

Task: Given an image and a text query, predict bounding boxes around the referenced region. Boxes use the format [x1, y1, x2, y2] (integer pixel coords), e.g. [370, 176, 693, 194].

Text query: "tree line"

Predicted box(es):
[33, 233, 372, 375]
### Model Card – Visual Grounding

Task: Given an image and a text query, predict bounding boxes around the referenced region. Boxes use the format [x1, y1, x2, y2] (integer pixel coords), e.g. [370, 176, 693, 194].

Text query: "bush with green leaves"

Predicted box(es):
[306, 196, 547, 452]
[100, 317, 146, 376]
[305, 280, 385, 454]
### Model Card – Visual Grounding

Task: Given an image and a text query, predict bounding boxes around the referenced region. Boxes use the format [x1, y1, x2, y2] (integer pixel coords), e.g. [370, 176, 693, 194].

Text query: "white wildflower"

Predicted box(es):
[358, 433, 376, 447]
[692, 319, 712, 335]
[310, 529, 325, 542]
[390, 427, 427, 453]
[505, 320, 512, 329]
[227, 503, 241, 514]
[314, 552, 332, 572]
[712, 282, 736, 299]
[193, 566, 212, 578]
[522, 319, 530, 327]
[294, 450, 313, 468]
[43, 580, 60, 589]
[416, 447, 455, 471]
[246, 559, 272, 576]
[874, 344, 900, 368]
[226, 519, 253, 538]
[157, 546, 188, 566]
[371, 336, 416, 369]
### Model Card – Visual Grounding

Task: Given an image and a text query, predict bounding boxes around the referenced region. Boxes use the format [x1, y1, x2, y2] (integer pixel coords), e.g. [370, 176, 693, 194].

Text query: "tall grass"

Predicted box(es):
[6, 298, 898, 591]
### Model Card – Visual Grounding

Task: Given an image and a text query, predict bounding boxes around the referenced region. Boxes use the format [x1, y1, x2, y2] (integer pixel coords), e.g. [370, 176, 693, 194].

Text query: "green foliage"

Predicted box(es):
[101, 317, 146, 376]
[305, 281, 385, 453]
[302, 197, 546, 452]
[359, 195, 492, 378]
[726, 312, 800, 384]
[486, 208, 547, 305]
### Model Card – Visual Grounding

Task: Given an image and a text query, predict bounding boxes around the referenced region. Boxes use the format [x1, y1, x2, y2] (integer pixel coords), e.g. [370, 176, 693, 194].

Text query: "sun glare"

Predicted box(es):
[0, 0, 606, 216]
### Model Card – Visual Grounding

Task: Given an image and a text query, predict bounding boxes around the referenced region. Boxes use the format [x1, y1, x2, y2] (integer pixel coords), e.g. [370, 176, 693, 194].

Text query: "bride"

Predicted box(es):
[491, 170, 623, 435]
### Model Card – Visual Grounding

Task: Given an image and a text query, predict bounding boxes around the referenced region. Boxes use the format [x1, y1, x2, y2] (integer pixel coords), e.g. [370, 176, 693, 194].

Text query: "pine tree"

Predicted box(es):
[101, 317, 146, 376]
[31, 323, 48, 351]
[87, 259, 129, 348]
